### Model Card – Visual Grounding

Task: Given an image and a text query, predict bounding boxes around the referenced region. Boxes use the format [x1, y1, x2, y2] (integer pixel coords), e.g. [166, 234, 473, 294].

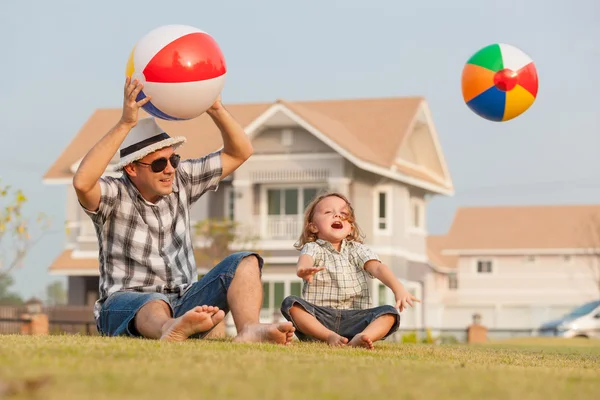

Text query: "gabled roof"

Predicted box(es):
[280, 98, 419, 169]
[427, 235, 458, 269]
[43, 96, 453, 194]
[441, 204, 600, 254]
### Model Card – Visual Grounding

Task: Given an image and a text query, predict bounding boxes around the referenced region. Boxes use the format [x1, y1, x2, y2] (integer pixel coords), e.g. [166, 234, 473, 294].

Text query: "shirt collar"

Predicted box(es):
[315, 238, 349, 252]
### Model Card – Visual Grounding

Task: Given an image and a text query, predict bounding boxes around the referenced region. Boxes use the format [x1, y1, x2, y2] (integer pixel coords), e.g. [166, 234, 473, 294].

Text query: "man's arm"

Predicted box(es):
[72, 78, 149, 211]
[206, 98, 254, 180]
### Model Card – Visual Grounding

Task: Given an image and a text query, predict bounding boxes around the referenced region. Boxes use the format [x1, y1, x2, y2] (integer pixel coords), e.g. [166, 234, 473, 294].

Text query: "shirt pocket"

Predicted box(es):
[308, 257, 333, 288]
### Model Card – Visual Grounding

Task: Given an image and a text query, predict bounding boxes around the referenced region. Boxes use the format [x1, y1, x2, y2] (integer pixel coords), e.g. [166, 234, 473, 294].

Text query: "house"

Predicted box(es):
[43, 96, 454, 327]
[428, 204, 600, 330]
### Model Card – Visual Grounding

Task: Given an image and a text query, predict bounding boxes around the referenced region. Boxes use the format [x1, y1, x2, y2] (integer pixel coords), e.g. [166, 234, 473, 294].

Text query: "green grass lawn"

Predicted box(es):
[1, 335, 599, 399]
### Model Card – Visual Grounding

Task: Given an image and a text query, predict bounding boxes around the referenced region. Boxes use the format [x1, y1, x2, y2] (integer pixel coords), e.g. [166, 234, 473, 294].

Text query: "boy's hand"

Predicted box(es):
[297, 266, 326, 283]
[394, 288, 421, 312]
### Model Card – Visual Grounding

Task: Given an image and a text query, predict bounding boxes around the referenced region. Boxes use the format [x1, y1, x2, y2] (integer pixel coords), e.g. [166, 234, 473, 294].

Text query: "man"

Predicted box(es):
[73, 77, 295, 344]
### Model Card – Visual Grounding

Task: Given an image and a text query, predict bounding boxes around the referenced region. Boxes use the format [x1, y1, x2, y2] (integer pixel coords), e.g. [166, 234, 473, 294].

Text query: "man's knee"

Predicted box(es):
[224, 251, 264, 276]
[237, 252, 262, 267]
[99, 292, 171, 337]
[137, 299, 171, 317]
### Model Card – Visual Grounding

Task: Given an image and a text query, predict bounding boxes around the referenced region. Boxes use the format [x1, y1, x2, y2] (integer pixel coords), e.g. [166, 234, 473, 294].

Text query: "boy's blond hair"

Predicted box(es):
[294, 192, 365, 250]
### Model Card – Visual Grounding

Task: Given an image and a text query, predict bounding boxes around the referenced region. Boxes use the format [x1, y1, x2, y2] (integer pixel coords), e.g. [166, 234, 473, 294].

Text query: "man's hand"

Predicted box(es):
[297, 266, 326, 283]
[208, 94, 223, 113]
[394, 288, 421, 312]
[120, 77, 151, 127]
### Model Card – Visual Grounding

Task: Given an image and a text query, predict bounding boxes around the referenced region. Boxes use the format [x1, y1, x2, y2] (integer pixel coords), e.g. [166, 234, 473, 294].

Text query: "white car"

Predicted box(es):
[537, 300, 600, 338]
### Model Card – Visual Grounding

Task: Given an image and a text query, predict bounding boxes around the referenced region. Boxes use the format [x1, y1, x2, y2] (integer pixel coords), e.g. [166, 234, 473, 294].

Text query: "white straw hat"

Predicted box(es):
[114, 117, 186, 171]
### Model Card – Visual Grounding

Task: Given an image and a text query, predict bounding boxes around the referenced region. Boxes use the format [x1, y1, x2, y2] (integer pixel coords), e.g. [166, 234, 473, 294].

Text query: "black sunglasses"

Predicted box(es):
[136, 154, 181, 173]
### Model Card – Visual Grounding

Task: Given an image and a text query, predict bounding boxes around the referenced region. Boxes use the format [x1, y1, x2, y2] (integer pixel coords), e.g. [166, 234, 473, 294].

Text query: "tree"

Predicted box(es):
[0, 179, 51, 277]
[46, 280, 67, 306]
[194, 217, 262, 268]
[0, 274, 23, 305]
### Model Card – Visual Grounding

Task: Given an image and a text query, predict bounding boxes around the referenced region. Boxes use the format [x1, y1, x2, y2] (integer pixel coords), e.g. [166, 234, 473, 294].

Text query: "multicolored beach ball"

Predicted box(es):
[461, 43, 538, 122]
[126, 25, 227, 120]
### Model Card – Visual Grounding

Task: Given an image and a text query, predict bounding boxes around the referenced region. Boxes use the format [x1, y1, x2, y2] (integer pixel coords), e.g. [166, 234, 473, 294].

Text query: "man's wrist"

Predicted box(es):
[206, 105, 227, 118]
[116, 119, 136, 132]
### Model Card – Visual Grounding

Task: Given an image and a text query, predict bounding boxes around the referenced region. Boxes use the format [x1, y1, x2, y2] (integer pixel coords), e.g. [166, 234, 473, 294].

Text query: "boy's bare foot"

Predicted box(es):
[160, 305, 225, 342]
[348, 333, 374, 350]
[233, 322, 296, 345]
[327, 333, 349, 347]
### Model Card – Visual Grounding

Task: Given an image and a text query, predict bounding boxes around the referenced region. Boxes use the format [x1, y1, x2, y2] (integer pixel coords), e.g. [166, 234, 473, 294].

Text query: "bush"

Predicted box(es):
[401, 331, 418, 343]
[400, 329, 439, 344]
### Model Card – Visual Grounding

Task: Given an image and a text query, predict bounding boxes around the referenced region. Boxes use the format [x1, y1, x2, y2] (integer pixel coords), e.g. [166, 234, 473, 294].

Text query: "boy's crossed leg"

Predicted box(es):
[281, 296, 400, 349]
[289, 305, 349, 346]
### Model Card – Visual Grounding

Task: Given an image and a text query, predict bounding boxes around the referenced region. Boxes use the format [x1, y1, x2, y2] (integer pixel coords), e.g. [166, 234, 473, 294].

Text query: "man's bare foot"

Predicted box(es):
[327, 333, 349, 347]
[348, 333, 374, 350]
[233, 322, 296, 345]
[160, 305, 225, 342]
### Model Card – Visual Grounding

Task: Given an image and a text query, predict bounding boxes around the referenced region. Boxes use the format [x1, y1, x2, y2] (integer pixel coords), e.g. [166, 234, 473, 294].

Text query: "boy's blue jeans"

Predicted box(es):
[280, 295, 401, 341]
[96, 251, 262, 338]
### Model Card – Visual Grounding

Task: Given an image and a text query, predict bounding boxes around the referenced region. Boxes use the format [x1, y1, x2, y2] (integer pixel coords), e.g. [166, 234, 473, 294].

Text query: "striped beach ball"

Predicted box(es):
[462, 43, 538, 122]
[126, 25, 227, 121]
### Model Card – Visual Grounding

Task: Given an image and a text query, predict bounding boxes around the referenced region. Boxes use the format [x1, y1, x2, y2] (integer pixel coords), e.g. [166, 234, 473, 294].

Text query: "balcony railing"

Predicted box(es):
[254, 215, 303, 240]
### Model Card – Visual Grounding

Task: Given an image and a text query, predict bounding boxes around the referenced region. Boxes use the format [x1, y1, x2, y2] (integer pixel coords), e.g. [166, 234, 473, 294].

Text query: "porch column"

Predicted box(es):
[327, 177, 351, 197]
[232, 180, 254, 237]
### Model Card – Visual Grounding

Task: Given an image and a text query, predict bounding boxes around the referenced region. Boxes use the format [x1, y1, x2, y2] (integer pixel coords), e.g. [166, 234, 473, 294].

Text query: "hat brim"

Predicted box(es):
[113, 136, 187, 172]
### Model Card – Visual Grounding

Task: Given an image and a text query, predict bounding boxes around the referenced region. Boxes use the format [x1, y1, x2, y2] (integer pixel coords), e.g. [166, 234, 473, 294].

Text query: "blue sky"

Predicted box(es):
[1, 0, 598, 299]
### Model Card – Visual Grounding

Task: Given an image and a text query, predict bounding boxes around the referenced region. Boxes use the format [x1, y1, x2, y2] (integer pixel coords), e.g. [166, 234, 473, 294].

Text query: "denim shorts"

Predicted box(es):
[280, 295, 400, 341]
[96, 251, 263, 338]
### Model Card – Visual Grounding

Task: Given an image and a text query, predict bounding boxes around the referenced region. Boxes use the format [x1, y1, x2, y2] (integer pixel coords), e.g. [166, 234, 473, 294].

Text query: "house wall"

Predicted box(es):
[204, 180, 230, 220]
[252, 127, 332, 154]
[190, 192, 210, 223]
[194, 125, 434, 303]
[67, 276, 99, 306]
[396, 119, 445, 178]
[432, 253, 600, 330]
[351, 168, 428, 263]
[222, 126, 347, 242]
[59, 121, 440, 328]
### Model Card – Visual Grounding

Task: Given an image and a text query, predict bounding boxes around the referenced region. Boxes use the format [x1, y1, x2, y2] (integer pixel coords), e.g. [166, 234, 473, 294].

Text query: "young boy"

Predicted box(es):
[280, 192, 419, 349]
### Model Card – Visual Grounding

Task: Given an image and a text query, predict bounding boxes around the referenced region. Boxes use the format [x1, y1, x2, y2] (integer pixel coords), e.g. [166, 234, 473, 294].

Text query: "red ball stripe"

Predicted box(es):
[516, 62, 538, 97]
[143, 32, 226, 83]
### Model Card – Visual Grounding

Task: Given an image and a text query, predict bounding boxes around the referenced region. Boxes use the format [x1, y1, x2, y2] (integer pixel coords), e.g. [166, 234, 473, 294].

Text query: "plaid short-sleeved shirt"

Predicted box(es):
[300, 239, 381, 309]
[81, 151, 223, 321]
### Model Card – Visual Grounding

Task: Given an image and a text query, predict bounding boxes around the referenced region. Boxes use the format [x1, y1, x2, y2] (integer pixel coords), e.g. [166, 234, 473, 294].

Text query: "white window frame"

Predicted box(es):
[448, 272, 458, 290]
[373, 185, 392, 236]
[259, 184, 327, 237]
[223, 186, 235, 221]
[474, 259, 494, 274]
[260, 183, 326, 215]
[371, 279, 422, 328]
[408, 196, 426, 234]
[260, 273, 304, 313]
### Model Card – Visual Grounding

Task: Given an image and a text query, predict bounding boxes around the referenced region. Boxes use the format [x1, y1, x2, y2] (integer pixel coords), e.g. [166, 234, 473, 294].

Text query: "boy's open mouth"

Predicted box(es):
[331, 221, 343, 229]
